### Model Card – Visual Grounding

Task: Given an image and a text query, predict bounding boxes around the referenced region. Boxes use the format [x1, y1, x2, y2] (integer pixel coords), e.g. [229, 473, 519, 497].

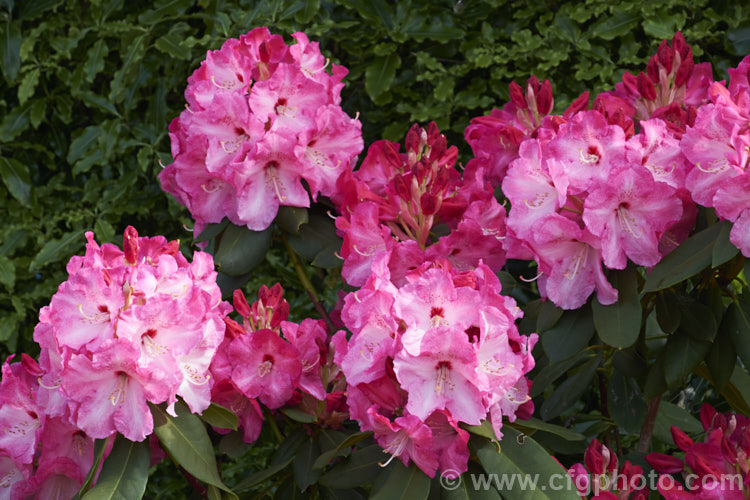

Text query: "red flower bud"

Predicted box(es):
[21, 353, 43, 377]
[637, 72, 657, 101]
[383, 141, 403, 169]
[536, 79, 553, 115]
[645, 452, 684, 474]
[393, 175, 411, 201]
[675, 53, 694, 87]
[563, 91, 590, 119]
[721, 433, 739, 464]
[233, 289, 252, 318]
[701, 403, 718, 432]
[223, 317, 245, 339]
[671, 425, 695, 451]
[672, 32, 689, 60]
[420, 193, 438, 215]
[657, 39, 674, 73]
[123, 226, 139, 265]
[405, 123, 422, 154]
[526, 75, 541, 94]
[326, 391, 347, 413]
[621, 72, 639, 96]
[647, 55, 660, 83]
[509, 81, 527, 109]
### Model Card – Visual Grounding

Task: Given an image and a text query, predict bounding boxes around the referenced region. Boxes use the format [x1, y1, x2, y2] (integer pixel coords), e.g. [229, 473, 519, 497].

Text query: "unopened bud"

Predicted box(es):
[645, 452, 684, 474]
[621, 72, 639, 96]
[671, 425, 695, 451]
[509, 81, 527, 109]
[233, 289, 252, 318]
[420, 193, 438, 215]
[536, 79, 553, 115]
[657, 39, 674, 73]
[123, 226, 139, 265]
[672, 32, 689, 60]
[675, 53, 694, 86]
[637, 72, 656, 101]
[563, 91, 590, 119]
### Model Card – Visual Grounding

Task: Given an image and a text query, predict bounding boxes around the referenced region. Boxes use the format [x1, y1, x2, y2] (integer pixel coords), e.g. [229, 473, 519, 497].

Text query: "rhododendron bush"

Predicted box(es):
[4, 23, 750, 500]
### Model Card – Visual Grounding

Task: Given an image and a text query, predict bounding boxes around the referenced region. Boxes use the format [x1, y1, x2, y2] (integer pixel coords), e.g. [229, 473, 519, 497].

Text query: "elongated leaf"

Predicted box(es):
[0, 20, 21, 83]
[0, 255, 14, 290]
[281, 407, 317, 423]
[678, 297, 718, 341]
[592, 265, 641, 348]
[371, 460, 430, 500]
[29, 229, 86, 272]
[234, 457, 293, 492]
[713, 221, 739, 266]
[0, 102, 31, 141]
[194, 218, 230, 243]
[607, 370, 647, 435]
[706, 319, 736, 392]
[287, 214, 342, 269]
[73, 437, 110, 499]
[16, 0, 62, 19]
[365, 53, 401, 100]
[530, 350, 596, 397]
[150, 402, 237, 499]
[271, 428, 307, 465]
[663, 329, 711, 387]
[727, 296, 750, 370]
[591, 12, 640, 40]
[536, 301, 563, 333]
[541, 306, 594, 362]
[441, 462, 502, 500]
[154, 33, 191, 60]
[655, 292, 680, 335]
[540, 353, 601, 420]
[0, 157, 31, 207]
[642, 222, 728, 292]
[67, 126, 102, 164]
[294, 438, 322, 491]
[200, 402, 238, 431]
[338, 0, 392, 30]
[319, 444, 388, 490]
[275, 206, 309, 235]
[314, 431, 373, 469]
[109, 33, 148, 101]
[214, 224, 272, 276]
[510, 417, 585, 441]
[85, 39, 108, 83]
[653, 402, 702, 444]
[474, 430, 581, 499]
[82, 437, 149, 500]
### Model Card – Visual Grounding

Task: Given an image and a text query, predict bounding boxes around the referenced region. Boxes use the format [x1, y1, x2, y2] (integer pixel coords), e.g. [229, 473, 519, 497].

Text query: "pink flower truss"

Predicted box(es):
[32, 226, 232, 442]
[335, 256, 536, 477]
[160, 28, 363, 233]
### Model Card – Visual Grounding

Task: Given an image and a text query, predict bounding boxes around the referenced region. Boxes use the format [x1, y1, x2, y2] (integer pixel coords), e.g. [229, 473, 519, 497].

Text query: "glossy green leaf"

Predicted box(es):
[655, 292, 680, 335]
[474, 429, 581, 499]
[536, 301, 563, 333]
[677, 298, 718, 342]
[441, 462, 502, 500]
[214, 224, 272, 276]
[150, 402, 237, 499]
[85, 39, 108, 82]
[663, 329, 711, 387]
[0, 157, 31, 207]
[199, 402, 238, 431]
[275, 206, 309, 235]
[706, 320, 736, 392]
[371, 460, 430, 500]
[0, 256, 15, 290]
[642, 222, 728, 292]
[0, 20, 21, 83]
[109, 33, 148, 101]
[644, 350, 668, 398]
[28, 229, 86, 273]
[154, 33, 191, 60]
[67, 126, 102, 164]
[296, 0, 319, 23]
[194, 218, 230, 243]
[234, 457, 294, 492]
[81, 437, 149, 500]
[592, 265, 641, 348]
[16, 0, 62, 19]
[73, 437, 111, 499]
[365, 52, 401, 101]
[314, 431, 373, 469]
[530, 350, 597, 397]
[653, 402, 702, 444]
[218, 431, 251, 459]
[591, 11, 640, 40]
[294, 437, 322, 491]
[338, 0, 393, 30]
[287, 214, 342, 269]
[319, 444, 388, 490]
[271, 428, 307, 466]
[728, 24, 750, 56]
[0, 102, 31, 141]
[712, 220, 739, 266]
[540, 353, 600, 421]
[510, 417, 585, 441]
[282, 407, 317, 423]
[727, 297, 750, 371]
[541, 306, 594, 362]
[607, 369, 647, 434]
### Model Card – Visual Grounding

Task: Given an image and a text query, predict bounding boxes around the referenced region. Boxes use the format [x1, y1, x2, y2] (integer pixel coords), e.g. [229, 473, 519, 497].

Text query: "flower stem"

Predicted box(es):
[282, 234, 336, 333]
[637, 394, 662, 453]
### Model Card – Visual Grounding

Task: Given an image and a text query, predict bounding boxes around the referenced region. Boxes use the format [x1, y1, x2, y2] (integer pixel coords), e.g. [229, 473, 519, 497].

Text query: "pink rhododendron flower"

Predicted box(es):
[160, 27, 363, 232]
[32, 227, 231, 442]
[336, 256, 536, 477]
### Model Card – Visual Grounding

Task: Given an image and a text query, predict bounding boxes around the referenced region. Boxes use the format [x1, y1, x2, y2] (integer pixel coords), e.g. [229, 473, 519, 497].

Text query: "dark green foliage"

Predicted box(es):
[0, 0, 747, 358]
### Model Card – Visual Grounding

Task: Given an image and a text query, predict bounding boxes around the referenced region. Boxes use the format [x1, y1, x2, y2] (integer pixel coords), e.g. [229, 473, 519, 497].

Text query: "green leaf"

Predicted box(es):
[530, 350, 597, 397]
[655, 292, 680, 335]
[510, 417, 585, 441]
[85, 39, 108, 83]
[73, 437, 110, 499]
[314, 431, 373, 469]
[0, 255, 13, 290]
[707, 318, 736, 392]
[592, 265, 641, 348]
[193, 218, 230, 243]
[319, 444, 388, 490]
[234, 457, 294, 492]
[591, 11, 640, 40]
[17, 67, 40, 104]
[293, 438, 322, 491]
[0, 102, 31, 141]
[0, 157, 31, 207]
[15, 0, 62, 19]
[677, 296, 718, 342]
[82, 437, 149, 500]
[653, 402, 702, 444]
[214, 224, 272, 276]
[29, 229, 86, 273]
[540, 353, 600, 421]
[200, 402, 239, 431]
[536, 301, 563, 333]
[287, 214, 342, 269]
[441, 462, 502, 500]
[663, 329, 711, 387]
[727, 296, 750, 371]
[365, 53, 401, 101]
[644, 350, 668, 398]
[67, 126, 102, 164]
[541, 306, 594, 362]
[371, 460, 431, 500]
[474, 429, 581, 499]
[109, 33, 148, 102]
[728, 24, 750, 56]
[275, 206, 309, 235]
[271, 428, 307, 465]
[712, 220, 739, 267]
[154, 33, 190, 60]
[339, 0, 393, 30]
[150, 402, 237, 499]
[642, 222, 728, 292]
[296, 0, 319, 23]
[0, 20, 21, 82]
[607, 369, 647, 434]
[281, 407, 317, 423]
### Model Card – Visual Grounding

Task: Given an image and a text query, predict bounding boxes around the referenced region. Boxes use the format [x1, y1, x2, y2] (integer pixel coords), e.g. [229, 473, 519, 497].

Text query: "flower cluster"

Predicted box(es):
[333, 256, 536, 477]
[567, 439, 648, 500]
[159, 27, 364, 233]
[465, 32, 730, 309]
[32, 227, 231, 442]
[646, 404, 750, 498]
[334, 122, 507, 287]
[209, 284, 344, 443]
